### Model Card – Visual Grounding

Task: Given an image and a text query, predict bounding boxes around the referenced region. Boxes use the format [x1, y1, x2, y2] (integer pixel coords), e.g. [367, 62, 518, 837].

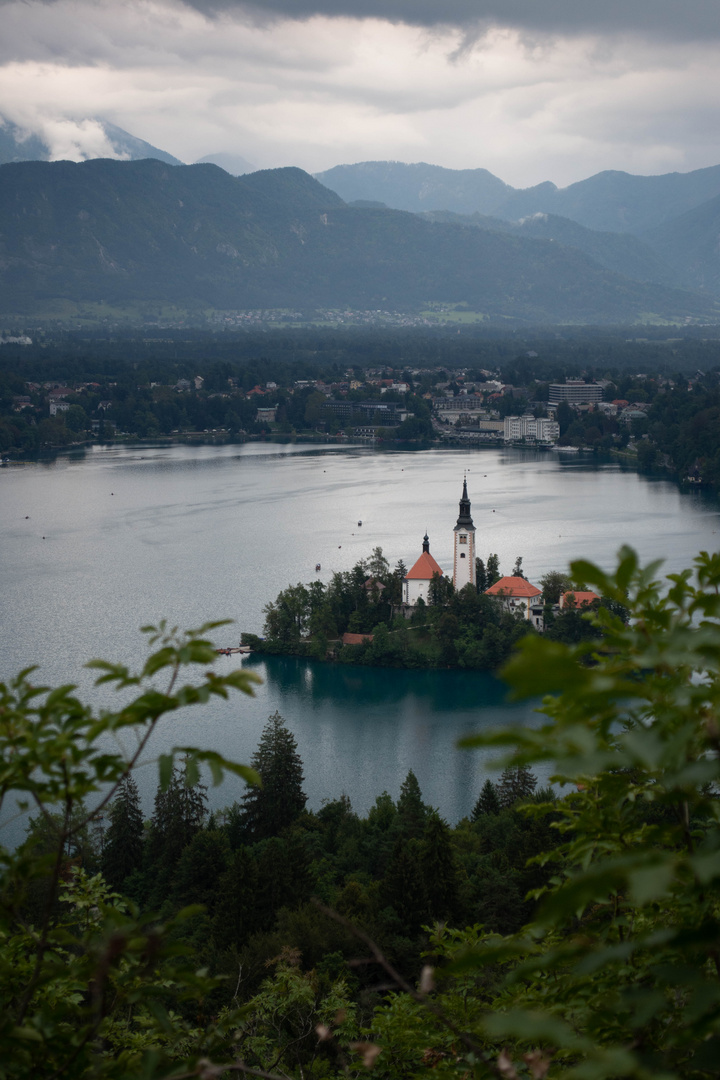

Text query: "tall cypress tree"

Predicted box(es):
[241, 712, 307, 841]
[102, 774, 144, 891]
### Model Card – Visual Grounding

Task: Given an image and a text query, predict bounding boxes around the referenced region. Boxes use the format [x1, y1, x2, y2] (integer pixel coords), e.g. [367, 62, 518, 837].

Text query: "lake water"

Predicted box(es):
[1, 442, 718, 832]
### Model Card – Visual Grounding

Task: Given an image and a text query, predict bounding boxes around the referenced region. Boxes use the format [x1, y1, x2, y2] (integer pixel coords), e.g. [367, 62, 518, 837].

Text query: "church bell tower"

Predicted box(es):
[453, 477, 476, 591]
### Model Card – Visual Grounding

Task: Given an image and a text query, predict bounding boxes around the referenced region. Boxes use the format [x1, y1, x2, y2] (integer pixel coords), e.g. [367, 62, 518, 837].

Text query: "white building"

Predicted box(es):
[453, 479, 476, 591]
[403, 534, 444, 605]
[503, 415, 559, 443]
[548, 380, 602, 405]
[485, 575, 544, 629]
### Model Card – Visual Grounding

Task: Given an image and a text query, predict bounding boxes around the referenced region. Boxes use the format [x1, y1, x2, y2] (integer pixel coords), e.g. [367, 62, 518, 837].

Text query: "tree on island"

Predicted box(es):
[539, 569, 572, 603]
[241, 711, 307, 841]
[486, 553, 501, 586]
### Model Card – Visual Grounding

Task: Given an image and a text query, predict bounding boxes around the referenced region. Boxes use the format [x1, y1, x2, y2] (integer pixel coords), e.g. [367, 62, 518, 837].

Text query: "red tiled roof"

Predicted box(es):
[406, 551, 444, 580]
[342, 632, 374, 645]
[485, 575, 541, 598]
[560, 590, 600, 608]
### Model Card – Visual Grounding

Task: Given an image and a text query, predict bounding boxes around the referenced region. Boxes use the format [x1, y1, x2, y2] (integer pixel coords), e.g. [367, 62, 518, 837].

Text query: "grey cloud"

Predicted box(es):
[1, 0, 719, 41]
[183, 0, 720, 42]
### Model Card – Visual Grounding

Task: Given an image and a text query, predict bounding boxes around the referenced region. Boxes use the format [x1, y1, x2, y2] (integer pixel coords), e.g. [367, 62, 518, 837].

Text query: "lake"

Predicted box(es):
[1, 442, 718, 831]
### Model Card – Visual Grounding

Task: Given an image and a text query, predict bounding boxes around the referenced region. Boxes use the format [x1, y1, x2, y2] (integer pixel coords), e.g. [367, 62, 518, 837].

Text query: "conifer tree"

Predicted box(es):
[472, 778, 500, 819]
[394, 559, 408, 581]
[383, 837, 428, 935]
[396, 770, 428, 839]
[420, 812, 461, 924]
[145, 760, 208, 904]
[497, 764, 538, 809]
[475, 557, 487, 593]
[170, 827, 230, 911]
[102, 774, 144, 892]
[210, 846, 260, 950]
[241, 712, 307, 841]
[486, 553, 501, 586]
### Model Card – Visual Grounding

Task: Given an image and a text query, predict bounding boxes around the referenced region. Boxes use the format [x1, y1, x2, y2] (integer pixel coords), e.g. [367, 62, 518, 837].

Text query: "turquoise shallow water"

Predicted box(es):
[1, 442, 718, 833]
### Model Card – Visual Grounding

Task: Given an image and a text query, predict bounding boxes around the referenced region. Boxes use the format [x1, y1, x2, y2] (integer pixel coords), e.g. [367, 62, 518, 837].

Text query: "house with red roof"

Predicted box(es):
[485, 575, 544, 628]
[403, 533, 444, 606]
[560, 590, 600, 609]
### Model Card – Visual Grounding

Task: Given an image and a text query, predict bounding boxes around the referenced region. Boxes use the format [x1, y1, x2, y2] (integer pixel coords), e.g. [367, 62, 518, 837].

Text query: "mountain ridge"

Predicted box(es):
[1, 158, 717, 325]
[315, 160, 720, 235]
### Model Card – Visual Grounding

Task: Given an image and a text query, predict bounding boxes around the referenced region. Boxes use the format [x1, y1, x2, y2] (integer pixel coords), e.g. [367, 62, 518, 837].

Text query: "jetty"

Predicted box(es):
[215, 645, 252, 656]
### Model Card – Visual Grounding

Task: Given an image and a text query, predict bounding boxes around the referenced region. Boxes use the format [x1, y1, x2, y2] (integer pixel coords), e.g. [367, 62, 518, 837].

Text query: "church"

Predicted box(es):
[402, 479, 544, 628]
[402, 478, 476, 604]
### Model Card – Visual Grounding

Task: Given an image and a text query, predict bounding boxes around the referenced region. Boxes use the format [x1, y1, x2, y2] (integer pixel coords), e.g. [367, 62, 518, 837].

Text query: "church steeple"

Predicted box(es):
[455, 477, 474, 529]
[422, 531, 430, 553]
[453, 477, 476, 590]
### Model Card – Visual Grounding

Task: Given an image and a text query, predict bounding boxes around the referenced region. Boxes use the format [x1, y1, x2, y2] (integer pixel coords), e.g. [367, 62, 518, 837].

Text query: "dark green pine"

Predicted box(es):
[102, 774, 144, 892]
[472, 778, 501, 819]
[240, 712, 307, 841]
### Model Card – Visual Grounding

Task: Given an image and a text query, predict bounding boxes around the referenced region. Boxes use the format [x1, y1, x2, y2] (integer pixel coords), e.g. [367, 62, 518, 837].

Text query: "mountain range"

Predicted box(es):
[315, 160, 720, 235]
[1, 157, 719, 325]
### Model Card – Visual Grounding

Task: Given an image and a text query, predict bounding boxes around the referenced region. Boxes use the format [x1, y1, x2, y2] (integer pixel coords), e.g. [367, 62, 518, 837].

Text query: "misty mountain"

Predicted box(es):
[420, 209, 682, 288]
[0, 158, 717, 324]
[195, 152, 257, 175]
[641, 195, 720, 295]
[315, 160, 720, 235]
[0, 117, 183, 167]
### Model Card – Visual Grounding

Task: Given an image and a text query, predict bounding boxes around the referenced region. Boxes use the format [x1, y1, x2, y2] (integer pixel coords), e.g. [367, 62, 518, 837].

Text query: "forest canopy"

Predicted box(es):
[1, 549, 720, 1078]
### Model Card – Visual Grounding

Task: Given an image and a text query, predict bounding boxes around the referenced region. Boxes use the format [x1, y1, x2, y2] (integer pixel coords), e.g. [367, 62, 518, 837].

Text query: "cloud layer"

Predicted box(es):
[0, 0, 719, 187]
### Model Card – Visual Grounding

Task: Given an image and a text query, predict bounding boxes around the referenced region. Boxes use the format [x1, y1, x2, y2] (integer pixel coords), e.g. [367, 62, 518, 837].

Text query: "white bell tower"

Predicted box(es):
[452, 477, 476, 591]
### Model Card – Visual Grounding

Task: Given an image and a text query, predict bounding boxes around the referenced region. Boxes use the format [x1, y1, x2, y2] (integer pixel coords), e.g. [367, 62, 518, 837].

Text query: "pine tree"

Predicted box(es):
[170, 827, 230, 911]
[102, 774, 144, 891]
[383, 838, 428, 935]
[497, 765, 538, 809]
[241, 712, 307, 841]
[210, 847, 260, 950]
[396, 770, 429, 839]
[420, 813, 461, 924]
[475, 557, 487, 593]
[145, 760, 208, 899]
[512, 556, 525, 578]
[472, 778, 500, 819]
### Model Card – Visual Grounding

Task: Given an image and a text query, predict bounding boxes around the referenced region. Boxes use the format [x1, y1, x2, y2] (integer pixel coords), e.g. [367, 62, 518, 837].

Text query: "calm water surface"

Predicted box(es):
[1, 442, 718, 830]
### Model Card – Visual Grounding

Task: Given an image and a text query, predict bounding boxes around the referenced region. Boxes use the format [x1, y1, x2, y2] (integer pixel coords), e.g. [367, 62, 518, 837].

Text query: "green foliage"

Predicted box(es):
[240, 712, 307, 841]
[0, 620, 261, 1078]
[101, 774, 143, 892]
[423, 546, 720, 1078]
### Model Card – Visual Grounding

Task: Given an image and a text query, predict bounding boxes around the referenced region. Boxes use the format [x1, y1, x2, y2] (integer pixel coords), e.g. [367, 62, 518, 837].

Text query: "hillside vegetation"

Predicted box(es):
[3, 549, 720, 1079]
[1, 159, 718, 324]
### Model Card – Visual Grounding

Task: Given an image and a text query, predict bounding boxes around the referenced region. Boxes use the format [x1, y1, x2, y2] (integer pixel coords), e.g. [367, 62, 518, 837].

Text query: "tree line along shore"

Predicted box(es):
[246, 547, 627, 671]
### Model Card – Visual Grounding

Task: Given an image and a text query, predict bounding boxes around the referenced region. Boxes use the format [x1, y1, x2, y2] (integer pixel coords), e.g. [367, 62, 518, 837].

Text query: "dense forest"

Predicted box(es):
[3, 549, 720, 1079]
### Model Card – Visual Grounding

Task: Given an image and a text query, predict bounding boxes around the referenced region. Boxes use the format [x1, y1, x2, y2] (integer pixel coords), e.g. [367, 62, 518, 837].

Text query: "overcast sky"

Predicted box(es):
[1, 0, 719, 186]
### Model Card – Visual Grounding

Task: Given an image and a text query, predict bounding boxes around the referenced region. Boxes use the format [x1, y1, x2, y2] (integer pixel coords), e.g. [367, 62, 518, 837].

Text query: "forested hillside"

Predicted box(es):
[1, 159, 717, 324]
